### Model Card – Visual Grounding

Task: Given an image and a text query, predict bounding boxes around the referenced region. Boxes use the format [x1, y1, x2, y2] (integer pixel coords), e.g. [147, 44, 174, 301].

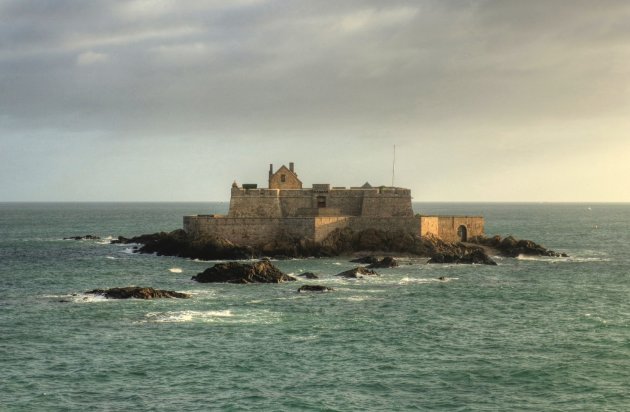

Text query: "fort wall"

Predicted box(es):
[184, 162, 485, 248]
[184, 215, 317, 246]
[420, 215, 484, 242]
[227, 188, 282, 218]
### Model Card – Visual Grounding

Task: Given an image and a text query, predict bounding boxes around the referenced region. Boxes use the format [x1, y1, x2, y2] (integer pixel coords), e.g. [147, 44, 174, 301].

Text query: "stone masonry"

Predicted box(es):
[184, 163, 484, 247]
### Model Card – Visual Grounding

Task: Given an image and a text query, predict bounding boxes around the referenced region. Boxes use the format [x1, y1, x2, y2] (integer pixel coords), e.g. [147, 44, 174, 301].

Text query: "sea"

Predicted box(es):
[1, 202, 629, 411]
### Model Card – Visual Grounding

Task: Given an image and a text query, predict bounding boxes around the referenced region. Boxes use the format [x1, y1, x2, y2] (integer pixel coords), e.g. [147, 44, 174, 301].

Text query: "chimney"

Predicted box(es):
[289, 162, 294, 173]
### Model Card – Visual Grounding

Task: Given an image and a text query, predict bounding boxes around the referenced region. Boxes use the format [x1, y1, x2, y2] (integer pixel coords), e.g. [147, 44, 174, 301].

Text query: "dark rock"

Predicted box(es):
[469, 235, 567, 258]
[111, 229, 254, 260]
[350, 255, 380, 264]
[111, 226, 557, 263]
[367, 256, 399, 268]
[298, 272, 319, 279]
[64, 235, 100, 240]
[192, 260, 296, 284]
[335, 267, 379, 279]
[86, 287, 190, 299]
[298, 285, 334, 293]
[437, 276, 447, 281]
[428, 249, 497, 265]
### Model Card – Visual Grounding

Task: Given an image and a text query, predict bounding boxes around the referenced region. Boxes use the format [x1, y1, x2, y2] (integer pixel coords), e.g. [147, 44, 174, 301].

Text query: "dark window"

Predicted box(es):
[281, 174, 286, 182]
[317, 196, 326, 208]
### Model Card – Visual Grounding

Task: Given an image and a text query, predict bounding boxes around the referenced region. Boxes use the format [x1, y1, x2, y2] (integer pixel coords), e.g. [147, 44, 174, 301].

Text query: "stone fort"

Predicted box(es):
[184, 163, 484, 246]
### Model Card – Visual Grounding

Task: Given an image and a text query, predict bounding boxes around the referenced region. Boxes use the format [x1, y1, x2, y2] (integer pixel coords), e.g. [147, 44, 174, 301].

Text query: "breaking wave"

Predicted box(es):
[139, 309, 281, 324]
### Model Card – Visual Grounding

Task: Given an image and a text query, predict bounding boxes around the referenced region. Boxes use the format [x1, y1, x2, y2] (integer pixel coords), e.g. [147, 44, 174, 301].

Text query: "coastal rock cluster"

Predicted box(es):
[86, 287, 190, 299]
[192, 259, 296, 283]
[112, 228, 499, 265]
[109, 228, 567, 266]
[428, 249, 498, 265]
[469, 235, 567, 258]
[112, 229, 253, 260]
[335, 267, 379, 279]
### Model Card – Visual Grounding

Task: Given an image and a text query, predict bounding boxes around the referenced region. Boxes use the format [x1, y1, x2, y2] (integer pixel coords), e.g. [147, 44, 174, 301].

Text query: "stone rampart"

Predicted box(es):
[184, 215, 316, 246]
[420, 215, 484, 242]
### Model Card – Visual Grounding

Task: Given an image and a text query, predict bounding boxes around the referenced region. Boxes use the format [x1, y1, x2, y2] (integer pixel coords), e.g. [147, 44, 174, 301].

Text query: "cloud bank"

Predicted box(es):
[1, 0, 629, 201]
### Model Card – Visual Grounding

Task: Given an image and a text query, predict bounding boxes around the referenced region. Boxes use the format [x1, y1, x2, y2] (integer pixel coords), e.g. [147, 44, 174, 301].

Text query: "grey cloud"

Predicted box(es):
[3, 0, 630, 137]
[2, 0, 630, 200]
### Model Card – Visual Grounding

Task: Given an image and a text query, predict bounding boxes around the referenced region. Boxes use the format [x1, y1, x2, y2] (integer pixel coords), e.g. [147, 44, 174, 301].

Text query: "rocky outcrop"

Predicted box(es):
[335, 267, 379, 279]
[428, 249, 497, 265]
[192, 260, 296, 284]
[298, 272, 319, 279]
[350, 255, 380, 264]
[110, 227, 551, 265]
[366, 256, 399, 268]
[112, 229, 254, 260]
[65, 235, 100, 240]
[86, 287, 190, 299]
[298, 285, 334, 293]
[469, 235, 568, 258]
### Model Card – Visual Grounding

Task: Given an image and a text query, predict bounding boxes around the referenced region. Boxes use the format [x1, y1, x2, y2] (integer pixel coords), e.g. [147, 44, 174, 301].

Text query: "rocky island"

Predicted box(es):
[110, 162, 566, 265]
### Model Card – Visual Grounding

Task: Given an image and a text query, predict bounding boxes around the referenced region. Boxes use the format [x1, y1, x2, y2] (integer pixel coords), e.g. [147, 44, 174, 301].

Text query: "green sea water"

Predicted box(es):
[1, 202, 629, 411]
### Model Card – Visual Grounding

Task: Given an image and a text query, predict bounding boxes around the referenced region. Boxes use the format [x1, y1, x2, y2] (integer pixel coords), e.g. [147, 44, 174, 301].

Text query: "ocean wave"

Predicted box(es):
[398, 276, 458, 284]
[169, 268, 183, 273]
[96, 236, 114, 245]
[46, 293, 109, 303]
[144, 310, 234, 323]
[140, 309, 280, 324]
[516, 254, 609, 263]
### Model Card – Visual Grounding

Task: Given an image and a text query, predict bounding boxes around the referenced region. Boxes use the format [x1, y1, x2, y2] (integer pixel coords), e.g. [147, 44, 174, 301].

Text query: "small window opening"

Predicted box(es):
[281, 174, 286, 182]
[317, 196, 326, 208]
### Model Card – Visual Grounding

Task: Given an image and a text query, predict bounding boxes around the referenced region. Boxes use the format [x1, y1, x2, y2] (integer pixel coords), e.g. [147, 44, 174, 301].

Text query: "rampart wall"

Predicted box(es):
[420, 215, 484, 243]
[226, 187, 413, 219]
[184, 184, 483, 248]
[184, 215, 316, 246]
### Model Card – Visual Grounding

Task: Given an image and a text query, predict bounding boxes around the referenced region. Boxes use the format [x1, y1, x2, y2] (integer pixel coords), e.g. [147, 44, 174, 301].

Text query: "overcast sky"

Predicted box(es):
[1, 0, 629, 201]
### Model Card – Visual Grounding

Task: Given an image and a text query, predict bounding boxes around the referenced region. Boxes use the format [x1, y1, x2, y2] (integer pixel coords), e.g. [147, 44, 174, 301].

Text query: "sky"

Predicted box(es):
[1, 0, 629, 202]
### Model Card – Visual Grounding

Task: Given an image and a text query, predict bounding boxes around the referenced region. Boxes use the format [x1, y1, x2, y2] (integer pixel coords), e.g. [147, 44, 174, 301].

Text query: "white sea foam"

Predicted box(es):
[169, 268, 183, 273]
[343, 295, 370, 302]
[122, 247, 136, 255]
[140, 309, 280, 324]
[144, 310, 234, 323]
[96, 236, 114, 245]
[516, 254, 608, 263]
[45, 293, 110, 303]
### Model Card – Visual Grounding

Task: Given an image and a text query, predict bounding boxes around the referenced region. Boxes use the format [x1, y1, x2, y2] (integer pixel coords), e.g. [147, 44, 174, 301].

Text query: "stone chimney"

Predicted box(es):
[289, 162, 294, 173]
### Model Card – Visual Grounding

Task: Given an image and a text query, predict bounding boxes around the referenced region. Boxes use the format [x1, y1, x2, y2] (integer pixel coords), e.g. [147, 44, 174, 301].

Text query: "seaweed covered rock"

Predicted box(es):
[86, 287, 190, 299]
[192, 260, 296, 284]
[335, 267, 379, 279]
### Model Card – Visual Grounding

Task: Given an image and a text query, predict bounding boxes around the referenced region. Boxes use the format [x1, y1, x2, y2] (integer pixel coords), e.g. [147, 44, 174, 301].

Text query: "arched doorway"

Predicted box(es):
[457, 225, 468, 242]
